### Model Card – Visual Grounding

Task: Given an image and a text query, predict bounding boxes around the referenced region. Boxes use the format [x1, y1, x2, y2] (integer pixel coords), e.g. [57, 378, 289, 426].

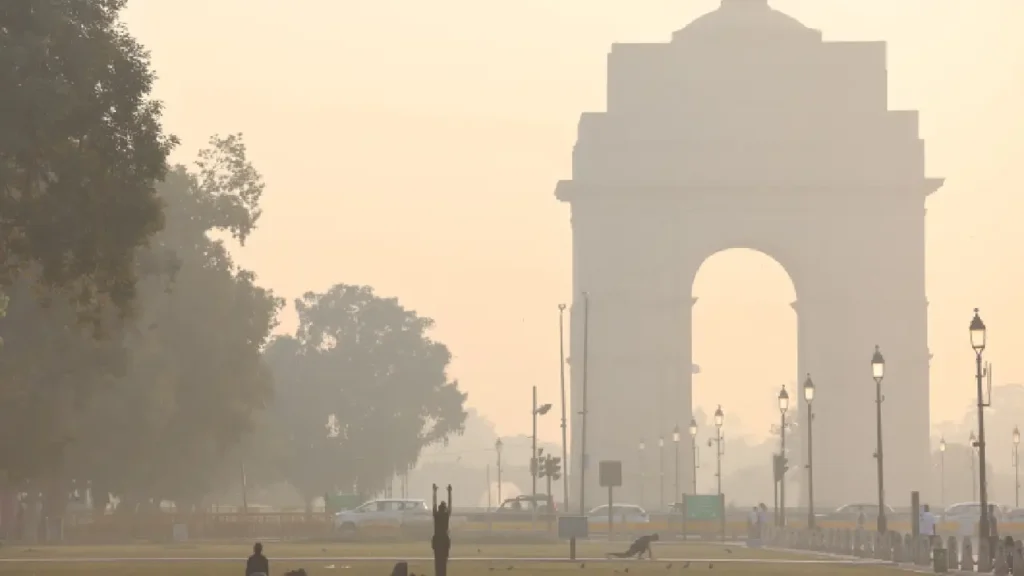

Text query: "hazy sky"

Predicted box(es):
[122, 0, 1024, 445]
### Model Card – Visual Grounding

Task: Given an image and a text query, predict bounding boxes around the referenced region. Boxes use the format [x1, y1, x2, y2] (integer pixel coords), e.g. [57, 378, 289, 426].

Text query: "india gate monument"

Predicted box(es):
[558, 0, 941, 509]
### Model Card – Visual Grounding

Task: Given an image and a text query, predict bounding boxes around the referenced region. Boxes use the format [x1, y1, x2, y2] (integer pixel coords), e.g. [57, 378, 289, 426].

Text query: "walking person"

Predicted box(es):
[432, 484, 453, 576]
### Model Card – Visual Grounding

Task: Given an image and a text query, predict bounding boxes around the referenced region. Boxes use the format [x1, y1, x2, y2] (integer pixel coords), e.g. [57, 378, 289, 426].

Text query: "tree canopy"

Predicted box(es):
[68, 135, 282, 509]
[249, 285, 468, 505]
[0, 135, 281, 515]
[1, 0, 176, 317]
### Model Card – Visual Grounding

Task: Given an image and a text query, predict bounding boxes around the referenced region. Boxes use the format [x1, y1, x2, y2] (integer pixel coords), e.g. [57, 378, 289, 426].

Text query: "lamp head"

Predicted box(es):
[803, 374, 815, 403]
[778, 385, 790, 413]
[658, 436, 664, 448]
[970, 308, 987, 352]
[871, 345, 885, 382]
[672, 425, 681, 443]
[714, 405, 724, 428]
[689, 418, 698, 438]
[495, 437, 503, 452]
[1015, 427, 1021, 446]
[939, 437, 946, 452]
[639, 439, 646, 451]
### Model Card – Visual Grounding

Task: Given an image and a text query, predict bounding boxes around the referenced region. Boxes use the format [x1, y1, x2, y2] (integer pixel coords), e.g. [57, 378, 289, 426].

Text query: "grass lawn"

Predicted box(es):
[0, 559, 911, 576]
[0, 541, 803, 560]
[0, 542, 908, 575]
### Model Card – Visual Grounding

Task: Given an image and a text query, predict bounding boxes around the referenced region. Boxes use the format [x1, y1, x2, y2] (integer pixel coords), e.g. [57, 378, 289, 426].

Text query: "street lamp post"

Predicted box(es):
[639, 439, 646, 508]
[871, 345, 888, 533]
[673, 425, 681, 509]
[1014, 427, 1020, 508]
[712, 406, 725, 495]
[658, 435, 665, 511]
[778, 385, 790, 527]
[532, 386, 552, 524]
[939, 437, 946, 510]
[803, 374, 816, 530]
[557, 303, 570, 510]
[970, 431, 978, 501]
[496, 438, 504, 505]
[970, 308, 991, 551]
[689, 418, 699, 495]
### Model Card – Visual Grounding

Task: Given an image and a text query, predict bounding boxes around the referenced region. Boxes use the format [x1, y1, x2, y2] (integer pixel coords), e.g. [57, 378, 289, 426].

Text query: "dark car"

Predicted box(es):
[496, 494, 556, 514]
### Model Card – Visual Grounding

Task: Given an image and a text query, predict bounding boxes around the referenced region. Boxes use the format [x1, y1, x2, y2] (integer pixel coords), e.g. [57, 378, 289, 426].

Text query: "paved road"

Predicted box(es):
[0, 556, 895, 565]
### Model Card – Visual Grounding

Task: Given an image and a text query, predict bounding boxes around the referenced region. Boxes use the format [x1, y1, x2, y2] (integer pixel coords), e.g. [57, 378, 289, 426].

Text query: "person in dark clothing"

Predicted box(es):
[246, 542, 269, 576]
[432, 484, 453, 576]
[607, 533, 660, 559]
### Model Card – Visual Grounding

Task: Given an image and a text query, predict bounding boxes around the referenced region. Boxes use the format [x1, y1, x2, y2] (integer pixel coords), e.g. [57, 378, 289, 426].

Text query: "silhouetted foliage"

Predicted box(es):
[0, 0, 177, 319]
[68, 135, 282, 509]
[250, 286, 468, 505]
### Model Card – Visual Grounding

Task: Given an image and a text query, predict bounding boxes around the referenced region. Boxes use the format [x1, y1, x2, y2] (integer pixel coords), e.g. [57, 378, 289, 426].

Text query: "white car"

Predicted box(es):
[943, 502, 1006, 529]
[587, 503, 650, 524]
[333, 499, 432, 534]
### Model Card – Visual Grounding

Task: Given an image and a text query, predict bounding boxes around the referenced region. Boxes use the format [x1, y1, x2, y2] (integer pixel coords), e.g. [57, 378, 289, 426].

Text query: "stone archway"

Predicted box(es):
[557, 0, 941, 512]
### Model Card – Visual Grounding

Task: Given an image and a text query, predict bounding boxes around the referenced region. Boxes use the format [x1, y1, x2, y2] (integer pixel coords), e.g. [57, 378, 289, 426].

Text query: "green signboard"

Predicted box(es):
[325, 493, 363, 513]
[683, 494, 723, 521]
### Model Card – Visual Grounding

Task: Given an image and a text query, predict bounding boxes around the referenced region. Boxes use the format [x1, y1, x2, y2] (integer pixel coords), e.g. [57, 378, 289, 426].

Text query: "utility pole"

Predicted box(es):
[532, 385, 538, 525]
[579, 292, 590, 515]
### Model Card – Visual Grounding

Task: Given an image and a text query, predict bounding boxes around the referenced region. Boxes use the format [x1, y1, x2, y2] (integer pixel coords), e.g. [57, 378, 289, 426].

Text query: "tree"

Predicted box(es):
[0, 0, 177, 318]
[251, 285, 468, 506]
[67, 135, 282, 510]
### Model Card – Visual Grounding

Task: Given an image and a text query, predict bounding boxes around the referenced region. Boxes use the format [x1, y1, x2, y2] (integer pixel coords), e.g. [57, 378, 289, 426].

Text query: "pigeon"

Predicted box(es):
[725, 548, 733, 554]
[580, 563, 586, 568]
[666, 563, 672, 569]
[709, 563, 714, 569]
[683, 562, 690, 569]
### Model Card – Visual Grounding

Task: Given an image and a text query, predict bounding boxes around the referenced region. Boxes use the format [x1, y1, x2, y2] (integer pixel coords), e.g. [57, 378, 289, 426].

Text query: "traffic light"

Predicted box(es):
[772, 453, 789, 482]
[545, 456, 562, 480]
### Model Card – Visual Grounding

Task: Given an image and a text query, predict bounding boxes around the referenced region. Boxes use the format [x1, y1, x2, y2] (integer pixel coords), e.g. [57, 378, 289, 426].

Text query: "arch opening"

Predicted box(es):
[691, 248, 798, 502]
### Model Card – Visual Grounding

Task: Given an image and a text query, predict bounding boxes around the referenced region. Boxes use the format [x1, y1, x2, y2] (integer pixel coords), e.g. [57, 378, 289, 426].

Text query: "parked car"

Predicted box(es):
[495, 494, 556, 514]
[943, 502, 1007, 529]
[587, 503, 650, 524]
[825, 503, 896, 525]
[333, 499, 433, 535]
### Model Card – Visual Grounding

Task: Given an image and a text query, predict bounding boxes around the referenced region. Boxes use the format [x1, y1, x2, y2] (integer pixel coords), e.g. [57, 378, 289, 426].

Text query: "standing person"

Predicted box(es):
[757, 503, 768, 540]
[920, 504, 936, 545]
[747, 507, 758, 541]
[432, 484, 453, 576]
[989, 504, 1000, 567]
[246, 542, 269, 576]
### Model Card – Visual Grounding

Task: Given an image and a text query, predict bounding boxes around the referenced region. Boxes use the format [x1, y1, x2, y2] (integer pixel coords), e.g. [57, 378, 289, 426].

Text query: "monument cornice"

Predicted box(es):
[556, 179, 945, 203]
